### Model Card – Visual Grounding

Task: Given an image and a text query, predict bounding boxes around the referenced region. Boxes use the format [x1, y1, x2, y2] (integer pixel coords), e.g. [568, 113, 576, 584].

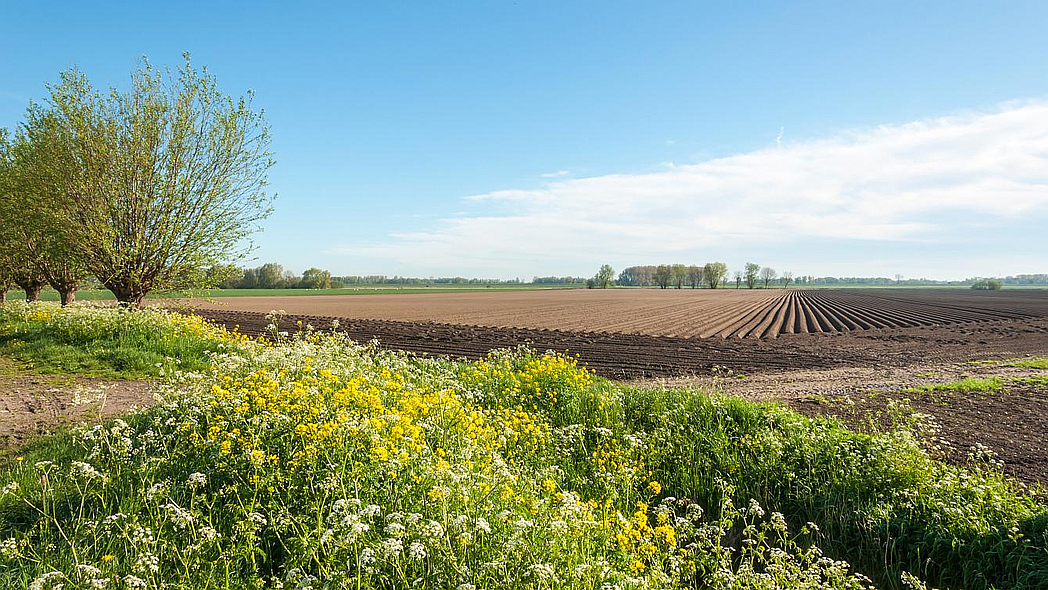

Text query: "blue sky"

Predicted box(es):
[2, 1, 1047, 280]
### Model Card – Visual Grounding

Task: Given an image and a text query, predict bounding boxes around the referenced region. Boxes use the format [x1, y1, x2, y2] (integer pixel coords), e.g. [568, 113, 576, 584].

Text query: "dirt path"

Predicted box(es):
[0, 358, 155, 450]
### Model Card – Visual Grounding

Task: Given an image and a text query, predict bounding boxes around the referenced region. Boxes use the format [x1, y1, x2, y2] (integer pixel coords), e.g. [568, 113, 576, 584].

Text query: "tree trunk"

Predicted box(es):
[14, 274, 47, 302]
[50, 279, 80, 306]
[106, 282, 149, 308]
[59, 284, 78, 306]
[0, 288, 7, 303]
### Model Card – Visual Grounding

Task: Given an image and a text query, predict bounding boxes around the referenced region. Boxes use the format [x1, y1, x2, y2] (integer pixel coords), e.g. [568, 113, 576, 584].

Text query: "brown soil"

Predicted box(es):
[0, 359, 155, 450]
[182, 288, 1048, 338]
[192, 307, 1048, 380]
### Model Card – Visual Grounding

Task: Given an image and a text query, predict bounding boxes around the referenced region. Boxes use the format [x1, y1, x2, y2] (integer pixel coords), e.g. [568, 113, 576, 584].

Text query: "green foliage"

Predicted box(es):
[744, 262, 760, 289]
[622, 387, 1048, 590]
[1002, 356, 1048, 370]
[655, 264, 672, 289]
[970, 280, 1003, 290]
[703, 262, 728, 289]
[36, 56, 274, 305]
[905, 377, 1005, 394]
[300, 267, 333, 290]
[0, 302, 246, 378]
[594, 264, 615, 289]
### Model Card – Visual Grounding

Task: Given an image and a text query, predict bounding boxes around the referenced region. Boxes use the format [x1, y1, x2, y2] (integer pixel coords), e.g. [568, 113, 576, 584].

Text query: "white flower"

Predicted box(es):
[748, 498, 765, 517]
[380, 537, 403, 559]
[134, 552, 160, 574]
[76, 565, 102, 577]
[769, 512, 788, 532]
[123, 575, 148, 589]
[529, 563, 556, 581]
[130, 526, 154, 546]
[187, 472, 207, 490]
[164, 502, 195, 530]
[0, 537, 17, 559]
[420, 521, 444, 538]
[29, 571, 64, 590]
[247, 512, 268, 527]
[408, 541, 427, 561]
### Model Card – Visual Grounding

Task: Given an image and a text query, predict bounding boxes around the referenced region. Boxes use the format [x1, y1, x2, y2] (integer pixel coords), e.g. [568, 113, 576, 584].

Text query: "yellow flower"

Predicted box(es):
[654, 524, 677, 546]
[647, 481, 661, 495]
[101, 554, 114, 563]
[542, 478, 557, 493]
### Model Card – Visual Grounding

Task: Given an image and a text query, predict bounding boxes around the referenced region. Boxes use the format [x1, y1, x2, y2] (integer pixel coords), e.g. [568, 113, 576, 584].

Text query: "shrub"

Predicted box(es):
[970, 280, 1003, 290]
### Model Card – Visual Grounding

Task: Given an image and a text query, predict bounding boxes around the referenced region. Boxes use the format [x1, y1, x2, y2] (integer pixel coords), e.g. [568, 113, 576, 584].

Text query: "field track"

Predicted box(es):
[186, 289, 1048, 339]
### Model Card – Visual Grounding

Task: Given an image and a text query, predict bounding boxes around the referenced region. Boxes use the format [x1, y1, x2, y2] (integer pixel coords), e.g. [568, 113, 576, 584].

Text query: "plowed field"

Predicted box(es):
[185, 289, 1048, 380]
[185, 288, 1048, 338]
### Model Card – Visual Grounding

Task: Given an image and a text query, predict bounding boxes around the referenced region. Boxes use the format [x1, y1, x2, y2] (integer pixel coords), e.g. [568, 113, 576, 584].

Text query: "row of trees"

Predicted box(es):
[0, 56, 274, 306]
[211, 263, 333, 290]
[616, 263, 790, 289]
[600, 263, 730, 289]
[210, 264, 542, 289]
[735, 263, 793, 289]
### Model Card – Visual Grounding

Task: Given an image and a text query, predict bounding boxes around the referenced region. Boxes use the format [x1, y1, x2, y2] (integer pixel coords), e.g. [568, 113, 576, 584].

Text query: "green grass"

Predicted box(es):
[1, 304, 1047, 589]
[904, 377, 1005, 394]
[1012, 375, 1048, 387]
[1003, 356, 1048, 370]
[0, 303, 245, 378]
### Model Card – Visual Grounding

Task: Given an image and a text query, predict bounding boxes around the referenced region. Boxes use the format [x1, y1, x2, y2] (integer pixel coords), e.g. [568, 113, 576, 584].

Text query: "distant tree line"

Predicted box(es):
[212, 264, 536, 289]
[614, 264, 727, 289]
[791, 275, 1048, 287]
[617, 263, 787, 289]
[532, 276, 586, 285]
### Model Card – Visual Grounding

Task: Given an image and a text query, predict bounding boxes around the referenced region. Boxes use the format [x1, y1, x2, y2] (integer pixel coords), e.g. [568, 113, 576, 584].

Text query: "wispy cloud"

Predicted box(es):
[339, 101, 1048, 276]
[539, 169, 570, 178]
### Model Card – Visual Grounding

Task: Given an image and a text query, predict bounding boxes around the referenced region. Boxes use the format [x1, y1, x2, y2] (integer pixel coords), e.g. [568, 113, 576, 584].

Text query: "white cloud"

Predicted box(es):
[339, 100, 1048, 276]
[539, 169, 570, 178]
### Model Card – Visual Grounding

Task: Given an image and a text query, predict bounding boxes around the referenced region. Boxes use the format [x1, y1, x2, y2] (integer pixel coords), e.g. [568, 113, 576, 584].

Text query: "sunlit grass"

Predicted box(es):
[905, 377, 1004, 393]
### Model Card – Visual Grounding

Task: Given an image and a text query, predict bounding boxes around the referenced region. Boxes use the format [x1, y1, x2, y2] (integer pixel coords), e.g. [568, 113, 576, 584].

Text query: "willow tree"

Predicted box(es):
[2, 111, 90, 305]
[0, 130, 14, 302]
[0, 129, 49, 302]
[46, 56, 274, 306]
[703, 262, 728, 289]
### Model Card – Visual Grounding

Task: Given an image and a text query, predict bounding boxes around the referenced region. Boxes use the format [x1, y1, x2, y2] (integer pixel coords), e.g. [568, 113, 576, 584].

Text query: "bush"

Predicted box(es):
[970, 280, 1003, 290]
